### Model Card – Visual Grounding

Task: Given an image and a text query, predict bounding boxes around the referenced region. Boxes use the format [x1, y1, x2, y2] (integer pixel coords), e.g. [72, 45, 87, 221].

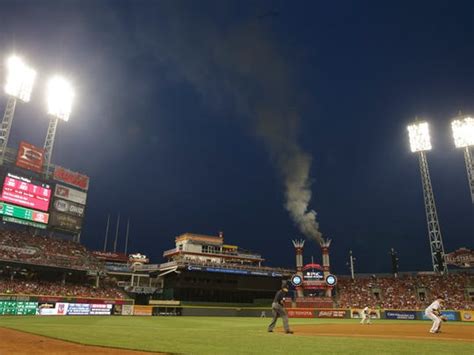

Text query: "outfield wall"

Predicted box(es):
[136, 305, 474, 322]
[0, 294, 134, 315]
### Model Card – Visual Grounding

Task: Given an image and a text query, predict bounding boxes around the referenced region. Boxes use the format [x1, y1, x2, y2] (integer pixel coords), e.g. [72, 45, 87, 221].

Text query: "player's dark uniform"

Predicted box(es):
[267, 288, 292, 334]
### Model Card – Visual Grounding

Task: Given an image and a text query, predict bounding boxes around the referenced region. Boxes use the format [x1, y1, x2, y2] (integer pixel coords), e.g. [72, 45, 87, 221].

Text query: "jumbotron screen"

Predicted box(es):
[0, 173, 51, 212]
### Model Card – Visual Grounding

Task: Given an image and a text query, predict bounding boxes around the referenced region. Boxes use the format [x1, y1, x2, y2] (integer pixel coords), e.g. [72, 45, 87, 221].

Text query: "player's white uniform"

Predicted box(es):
[360, 306, 371, 324]
[425, 300, 441, 333]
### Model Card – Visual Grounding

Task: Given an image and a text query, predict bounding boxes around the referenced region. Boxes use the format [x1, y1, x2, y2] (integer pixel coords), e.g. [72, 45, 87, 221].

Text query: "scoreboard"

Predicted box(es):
[0, 173, 51, 211]
[0, 170, 87, 234]
[0, 300, 37, 315]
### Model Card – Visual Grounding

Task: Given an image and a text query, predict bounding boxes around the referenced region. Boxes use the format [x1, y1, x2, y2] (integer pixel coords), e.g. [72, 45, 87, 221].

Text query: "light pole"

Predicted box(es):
[407, 121, 447, 273]
[1, 56, 36, 164]
[347, 250, 355, 280]
[451, 115, 474, 203]
[44, 76, 74, 177]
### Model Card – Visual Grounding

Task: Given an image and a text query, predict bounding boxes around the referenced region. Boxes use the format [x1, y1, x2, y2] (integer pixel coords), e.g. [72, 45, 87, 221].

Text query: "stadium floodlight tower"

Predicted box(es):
[407, 121, 447, 274]
[1, 55, 36, 164]
[44, 75, 74, 177]
[451, 115, 474, 203]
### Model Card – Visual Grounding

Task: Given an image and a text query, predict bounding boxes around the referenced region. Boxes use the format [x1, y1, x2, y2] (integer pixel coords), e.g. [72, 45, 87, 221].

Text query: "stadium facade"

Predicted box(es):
[142, 232, 294, 303]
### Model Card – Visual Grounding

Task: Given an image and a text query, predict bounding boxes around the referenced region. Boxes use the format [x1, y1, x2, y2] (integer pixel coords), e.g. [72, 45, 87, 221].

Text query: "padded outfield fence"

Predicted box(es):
[1, 294, 472, 322]
[133, 304, 474, 322]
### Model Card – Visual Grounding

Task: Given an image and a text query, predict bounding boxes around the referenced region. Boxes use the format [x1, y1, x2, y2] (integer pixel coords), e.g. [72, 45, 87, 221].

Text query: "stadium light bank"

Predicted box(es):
[44, 75, 74, 177]
[407, 121, 447, 274]
[451, 115, 474, 203]
[0, 55, 37, 163]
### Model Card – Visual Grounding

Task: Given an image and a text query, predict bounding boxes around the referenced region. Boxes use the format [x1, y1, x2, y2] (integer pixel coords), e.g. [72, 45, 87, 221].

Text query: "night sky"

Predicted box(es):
[0, 1, 473, 274]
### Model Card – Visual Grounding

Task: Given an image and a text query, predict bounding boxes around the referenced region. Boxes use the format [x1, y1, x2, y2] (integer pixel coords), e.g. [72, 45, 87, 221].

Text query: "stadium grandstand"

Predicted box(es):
[336, 272, 474, 310]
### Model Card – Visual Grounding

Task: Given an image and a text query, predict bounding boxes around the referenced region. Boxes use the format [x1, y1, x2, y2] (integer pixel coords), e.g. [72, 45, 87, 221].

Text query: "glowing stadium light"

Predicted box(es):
[406, 119, 447, 273]
[407, 122, 432, 152]
[46, 76, 74, 121]
[451, 115, 474, 203]
[451, 117, 474, 148]
[4, 55, 36, 102]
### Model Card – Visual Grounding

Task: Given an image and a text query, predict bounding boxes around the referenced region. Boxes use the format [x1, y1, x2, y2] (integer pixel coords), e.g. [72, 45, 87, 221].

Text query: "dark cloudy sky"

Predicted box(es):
[0, 0, 473, 274]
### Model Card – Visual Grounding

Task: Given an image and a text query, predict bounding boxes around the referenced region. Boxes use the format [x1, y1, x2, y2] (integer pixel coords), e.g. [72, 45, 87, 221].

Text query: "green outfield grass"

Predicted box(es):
[0, 316, 473, 354]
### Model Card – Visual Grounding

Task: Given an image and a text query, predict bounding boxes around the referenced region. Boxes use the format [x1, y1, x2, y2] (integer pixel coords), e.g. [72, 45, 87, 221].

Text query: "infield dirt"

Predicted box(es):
[0, 327, 165, 354]
[290, 323, 474, 342]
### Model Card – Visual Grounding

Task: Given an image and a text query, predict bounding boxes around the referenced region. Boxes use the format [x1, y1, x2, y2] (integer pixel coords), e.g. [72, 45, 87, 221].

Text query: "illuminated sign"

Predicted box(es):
[290, 274, 303, 287]
[0, 301, 37, 315]
[54, 184, 87, 205]
[0, 173, 51, 211]
[16, 141, 44, 173]
[49, 212, 83, 232]
[304, 270, 324, 281]
[3, 216, 47, 229]
[325, 274, 337, 286]
[53, 166, 89, 191]
[0, 202, 49, 224]
[53, 198, 85, 217]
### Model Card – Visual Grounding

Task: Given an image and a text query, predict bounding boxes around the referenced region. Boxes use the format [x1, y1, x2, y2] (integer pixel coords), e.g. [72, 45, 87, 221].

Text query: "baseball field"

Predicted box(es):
[0, 316, 473, 354]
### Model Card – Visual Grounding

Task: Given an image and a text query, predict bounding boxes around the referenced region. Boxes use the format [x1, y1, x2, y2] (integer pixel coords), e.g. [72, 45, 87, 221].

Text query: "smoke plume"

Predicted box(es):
[133, 4, 323, 243]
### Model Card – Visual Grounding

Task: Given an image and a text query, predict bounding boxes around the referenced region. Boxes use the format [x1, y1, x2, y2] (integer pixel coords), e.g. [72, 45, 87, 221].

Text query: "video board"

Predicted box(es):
[0, 300, 37, 315]
[0, 173, 51, 212]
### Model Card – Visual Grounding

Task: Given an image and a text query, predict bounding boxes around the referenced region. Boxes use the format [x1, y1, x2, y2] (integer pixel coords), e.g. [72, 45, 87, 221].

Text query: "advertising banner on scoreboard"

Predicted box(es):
[15, 141, 45, 173]
[53, 166, 89, 191]
[49, 211, 83, 232]
[54, 184, 87, 205]
[1, 173, 51, 211]
[0, 202, 49, 224]
[52, 198, 85, 217]
[2, 216, 47, 229]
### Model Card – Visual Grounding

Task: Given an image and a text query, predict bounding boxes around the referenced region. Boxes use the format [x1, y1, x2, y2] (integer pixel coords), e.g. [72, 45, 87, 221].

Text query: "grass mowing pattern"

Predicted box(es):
[0, 316, 473, 354]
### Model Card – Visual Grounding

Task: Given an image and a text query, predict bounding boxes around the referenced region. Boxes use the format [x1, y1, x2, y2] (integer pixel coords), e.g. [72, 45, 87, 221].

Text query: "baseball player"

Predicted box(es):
[425, 298, 444, 333]
[360, 306, 371, 324]
[267, 282, 293, 334]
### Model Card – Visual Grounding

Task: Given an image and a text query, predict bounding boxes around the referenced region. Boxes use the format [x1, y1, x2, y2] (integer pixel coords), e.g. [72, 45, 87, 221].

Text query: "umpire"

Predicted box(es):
[267, 281, 293, 334]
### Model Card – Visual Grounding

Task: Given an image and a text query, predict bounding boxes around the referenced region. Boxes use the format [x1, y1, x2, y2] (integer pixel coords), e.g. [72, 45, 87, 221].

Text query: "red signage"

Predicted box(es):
[287, 309, 314, 318]
[92, 251, 129, 263]
[15, 141, 44, 173]
[316, 310, 347, 318]
[53, 166, 89, 191]
[1, 173, 51, 211]
[445, 248, 474, 268]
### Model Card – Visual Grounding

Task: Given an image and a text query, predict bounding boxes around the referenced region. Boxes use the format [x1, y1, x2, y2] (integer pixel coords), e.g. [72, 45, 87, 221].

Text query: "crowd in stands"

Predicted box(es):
[0, 229, 102, 271]
[337, 273, 473, 310]
[0, 278, 127, 299]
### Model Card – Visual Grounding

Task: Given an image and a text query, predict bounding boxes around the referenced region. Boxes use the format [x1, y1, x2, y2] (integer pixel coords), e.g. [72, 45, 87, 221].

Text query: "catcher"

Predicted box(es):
[424, 298, 446, 333]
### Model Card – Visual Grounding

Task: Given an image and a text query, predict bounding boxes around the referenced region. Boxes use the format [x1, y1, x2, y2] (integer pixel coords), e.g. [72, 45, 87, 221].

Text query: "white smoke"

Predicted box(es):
[130, 3, 323, 242]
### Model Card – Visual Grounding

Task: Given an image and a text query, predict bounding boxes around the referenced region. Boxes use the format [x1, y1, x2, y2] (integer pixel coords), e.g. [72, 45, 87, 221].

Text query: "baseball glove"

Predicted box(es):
[440, 315, 448, 322]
